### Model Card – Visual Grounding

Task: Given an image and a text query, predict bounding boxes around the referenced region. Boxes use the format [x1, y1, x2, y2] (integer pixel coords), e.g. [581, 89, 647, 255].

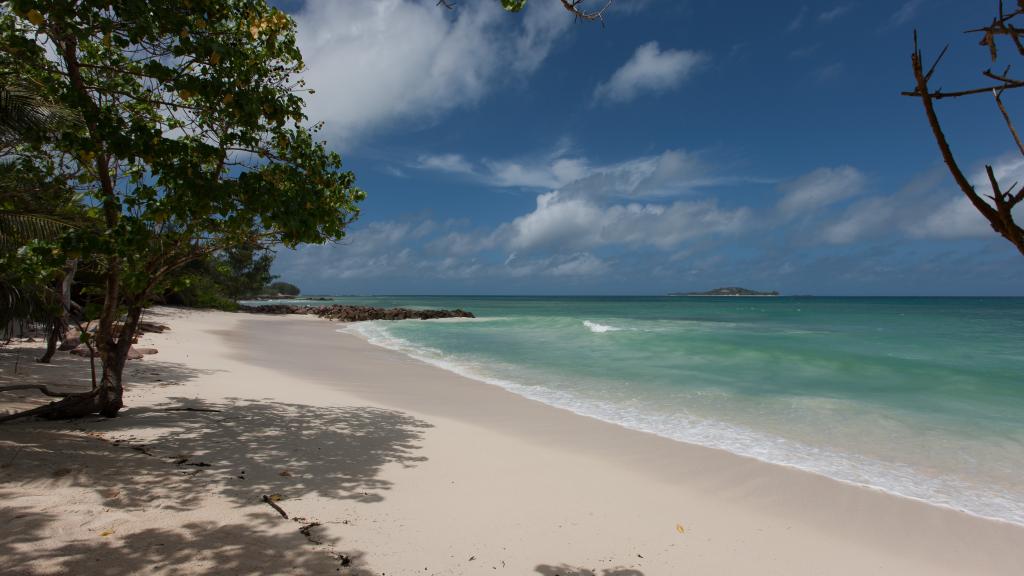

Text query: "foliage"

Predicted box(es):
[264, 281, 299, 296]
[1, 0, 364, 415]
[165, 243, 276, 309]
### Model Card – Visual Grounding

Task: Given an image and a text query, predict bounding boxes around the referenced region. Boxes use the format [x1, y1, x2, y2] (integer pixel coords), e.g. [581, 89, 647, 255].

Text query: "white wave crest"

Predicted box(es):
[583, 320, 623, 333]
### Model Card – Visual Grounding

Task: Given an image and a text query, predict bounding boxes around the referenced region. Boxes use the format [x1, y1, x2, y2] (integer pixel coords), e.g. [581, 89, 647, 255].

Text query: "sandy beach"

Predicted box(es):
[1, 307, 1022, 575]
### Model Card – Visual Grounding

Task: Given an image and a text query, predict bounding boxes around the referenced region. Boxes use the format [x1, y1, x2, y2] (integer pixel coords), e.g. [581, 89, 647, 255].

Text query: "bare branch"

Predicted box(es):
[994, 88, 1024, 156]
[559, 0, 613, 26]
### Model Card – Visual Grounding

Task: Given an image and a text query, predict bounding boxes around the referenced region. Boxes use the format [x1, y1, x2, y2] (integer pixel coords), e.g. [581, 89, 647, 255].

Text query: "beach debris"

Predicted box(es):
[163, 406, 222, 413]
[279, 469, 292, 477]
[99, 529, 114, 537]
[676, 522, 685, 534]
[262, 494, 289, 519]
[294, 517, 323, 544]
[188, 461, 211, 467]
[53, 467, 72, 477]
[335, 554, 351, 567]
[468, 556, 476, 561]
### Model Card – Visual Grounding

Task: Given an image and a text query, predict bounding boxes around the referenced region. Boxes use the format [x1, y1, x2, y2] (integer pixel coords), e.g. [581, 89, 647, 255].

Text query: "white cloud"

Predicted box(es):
[281, 221, 421, 280]
[512, 0, 573, 74]
[787, 6, 808, 32]
[417, 153, 475, 175]
[819, 5, 852, 23]
[593, 42, 706, 105]
[889, 0, 922, 26]
[913, 196, 991, 239]
[415, 147, 724, 197]
[501, 191, 750, 252]
[294, 0, 568, 145]
[483, 156, 592, 189]
[821, 196, 895, 244]
[778, 166, 865, 217]
[820, 158, 1024, 244]
[503, 252, 610, 277]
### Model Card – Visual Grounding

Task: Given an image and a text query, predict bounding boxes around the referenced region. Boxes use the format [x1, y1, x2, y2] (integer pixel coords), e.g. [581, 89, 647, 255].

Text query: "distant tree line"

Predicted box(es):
[161, 246, 300, 311]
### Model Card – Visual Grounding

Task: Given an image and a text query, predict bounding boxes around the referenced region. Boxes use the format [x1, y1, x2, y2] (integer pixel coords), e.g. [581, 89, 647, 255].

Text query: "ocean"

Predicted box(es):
[264, 296, 1024, 526]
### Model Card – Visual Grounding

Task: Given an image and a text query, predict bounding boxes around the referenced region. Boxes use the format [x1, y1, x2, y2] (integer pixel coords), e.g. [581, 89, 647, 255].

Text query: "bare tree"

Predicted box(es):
[904, 1, 1024, 255]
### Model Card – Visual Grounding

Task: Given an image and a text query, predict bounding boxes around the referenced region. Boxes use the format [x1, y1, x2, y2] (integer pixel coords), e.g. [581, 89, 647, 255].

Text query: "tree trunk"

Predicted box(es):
[37, 320, 59, 363]
[38, 260, 78, 363]
[96, 304, 144, 418]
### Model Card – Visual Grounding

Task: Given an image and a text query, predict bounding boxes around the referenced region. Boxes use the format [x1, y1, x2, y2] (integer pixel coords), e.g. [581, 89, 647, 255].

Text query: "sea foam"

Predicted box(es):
[341, 320, 1024, 528]
[583, 320, 623, 333]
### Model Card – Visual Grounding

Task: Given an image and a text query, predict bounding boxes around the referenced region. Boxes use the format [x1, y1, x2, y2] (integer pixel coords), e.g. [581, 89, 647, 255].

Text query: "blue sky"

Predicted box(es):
[270, 0, 1024, 296]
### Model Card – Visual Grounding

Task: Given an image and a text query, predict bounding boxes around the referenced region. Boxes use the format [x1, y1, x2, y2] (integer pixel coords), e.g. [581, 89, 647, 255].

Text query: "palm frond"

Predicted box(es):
[0, 80, 82, 145]
[0, 211, 75, 249]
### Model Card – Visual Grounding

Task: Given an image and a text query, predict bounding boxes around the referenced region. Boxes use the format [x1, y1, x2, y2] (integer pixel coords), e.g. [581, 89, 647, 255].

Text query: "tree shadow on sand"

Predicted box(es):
[1, 341, 221, 415]
[535, 565, 645, 576]
[0, 393, 431, 574]
[0, 510, 377, 576]
[2, 397, 431, 511]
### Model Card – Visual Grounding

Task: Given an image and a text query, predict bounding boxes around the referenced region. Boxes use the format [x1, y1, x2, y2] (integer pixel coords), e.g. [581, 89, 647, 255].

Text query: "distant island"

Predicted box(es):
[669, 287, 780, 297]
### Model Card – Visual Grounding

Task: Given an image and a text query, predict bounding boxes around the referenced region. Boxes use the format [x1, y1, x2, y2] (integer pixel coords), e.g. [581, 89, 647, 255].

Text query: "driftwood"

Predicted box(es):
[262, 494, 289, 519]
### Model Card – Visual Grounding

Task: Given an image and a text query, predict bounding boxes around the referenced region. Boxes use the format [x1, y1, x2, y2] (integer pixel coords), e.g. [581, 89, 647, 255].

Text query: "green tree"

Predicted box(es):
[1, 0, 364, 418]
[0, 77, 86, 363]
[164, 243, 276, 308]
[264, 281, 300, 297]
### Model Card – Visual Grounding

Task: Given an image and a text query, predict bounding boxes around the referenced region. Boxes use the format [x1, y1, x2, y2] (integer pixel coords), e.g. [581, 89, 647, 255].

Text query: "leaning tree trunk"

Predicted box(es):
[37, 259, 78, 363]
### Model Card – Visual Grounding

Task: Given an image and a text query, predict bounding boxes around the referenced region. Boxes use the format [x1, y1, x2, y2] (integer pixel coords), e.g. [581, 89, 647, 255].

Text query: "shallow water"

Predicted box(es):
[255, 295, 1024, 525]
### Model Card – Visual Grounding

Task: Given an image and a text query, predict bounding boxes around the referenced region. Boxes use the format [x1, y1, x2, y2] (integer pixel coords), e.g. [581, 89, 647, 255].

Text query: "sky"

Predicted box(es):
[268, 0, 1024, 296]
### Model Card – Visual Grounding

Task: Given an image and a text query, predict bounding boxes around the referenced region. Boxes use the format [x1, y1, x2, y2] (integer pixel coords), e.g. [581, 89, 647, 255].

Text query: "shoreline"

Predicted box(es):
[2, 308, 1022, 575]
[344, 319, 1023, 530]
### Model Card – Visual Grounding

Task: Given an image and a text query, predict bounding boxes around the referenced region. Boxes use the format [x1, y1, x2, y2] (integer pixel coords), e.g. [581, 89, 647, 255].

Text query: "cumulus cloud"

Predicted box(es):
[417, 153, 476, 175]
[777, 166, 866, 217]
[500, 191, 750, 252]
[593, 42, 706, 105]
[294, 0, 569, 144]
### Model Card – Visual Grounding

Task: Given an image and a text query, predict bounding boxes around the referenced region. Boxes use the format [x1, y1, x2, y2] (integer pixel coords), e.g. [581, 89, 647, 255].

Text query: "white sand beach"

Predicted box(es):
[1, 308, 1022, 575]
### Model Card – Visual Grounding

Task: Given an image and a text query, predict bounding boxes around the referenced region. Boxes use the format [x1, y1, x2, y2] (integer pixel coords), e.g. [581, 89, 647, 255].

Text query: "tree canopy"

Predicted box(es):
[1, 0, 364, 417]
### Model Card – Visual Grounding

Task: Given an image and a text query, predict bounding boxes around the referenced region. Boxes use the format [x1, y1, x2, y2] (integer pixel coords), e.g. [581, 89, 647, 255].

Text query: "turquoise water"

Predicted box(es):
[268, 296, 1024, 525]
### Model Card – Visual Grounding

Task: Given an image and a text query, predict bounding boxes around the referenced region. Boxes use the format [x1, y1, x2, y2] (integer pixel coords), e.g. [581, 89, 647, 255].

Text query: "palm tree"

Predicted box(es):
[0, 79, 84, 359]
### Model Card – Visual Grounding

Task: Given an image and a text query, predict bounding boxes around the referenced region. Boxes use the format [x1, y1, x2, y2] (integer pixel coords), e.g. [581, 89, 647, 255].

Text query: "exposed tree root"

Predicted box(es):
[0, 386, 116, 423]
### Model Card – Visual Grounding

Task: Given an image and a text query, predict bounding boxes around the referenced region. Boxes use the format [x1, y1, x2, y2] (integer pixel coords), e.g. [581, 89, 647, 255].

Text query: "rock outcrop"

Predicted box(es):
[237, 304, 475, 322]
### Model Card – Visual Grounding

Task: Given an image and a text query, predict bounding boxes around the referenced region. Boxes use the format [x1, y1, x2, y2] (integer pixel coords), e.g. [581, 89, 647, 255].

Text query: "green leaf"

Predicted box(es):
[501, 0, 528, 12]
